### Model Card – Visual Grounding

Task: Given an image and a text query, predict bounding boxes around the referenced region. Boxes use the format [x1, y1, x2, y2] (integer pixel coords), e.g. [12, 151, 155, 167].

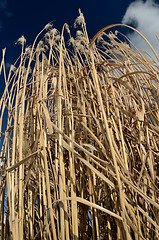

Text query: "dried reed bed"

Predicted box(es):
[0, 10, 159, 240]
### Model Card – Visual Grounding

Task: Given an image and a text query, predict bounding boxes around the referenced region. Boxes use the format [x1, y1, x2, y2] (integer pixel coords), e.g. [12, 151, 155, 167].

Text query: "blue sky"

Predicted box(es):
[0, 0, 132, 49]
[0, 0, 132, 97]
[1, 0, 159, 97]
[0, 0, 132, 50]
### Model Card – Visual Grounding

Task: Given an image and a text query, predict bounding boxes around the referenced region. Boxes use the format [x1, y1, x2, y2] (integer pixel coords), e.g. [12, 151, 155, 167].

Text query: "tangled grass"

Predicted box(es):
[0, 10, 159, 240]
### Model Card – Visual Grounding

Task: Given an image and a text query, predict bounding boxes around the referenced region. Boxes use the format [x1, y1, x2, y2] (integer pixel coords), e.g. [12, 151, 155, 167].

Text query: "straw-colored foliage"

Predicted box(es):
[0, 10, 159, 240]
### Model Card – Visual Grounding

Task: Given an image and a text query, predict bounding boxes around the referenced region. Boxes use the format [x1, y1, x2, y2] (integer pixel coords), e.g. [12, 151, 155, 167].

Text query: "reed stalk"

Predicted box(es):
[0, 10, 159, 239]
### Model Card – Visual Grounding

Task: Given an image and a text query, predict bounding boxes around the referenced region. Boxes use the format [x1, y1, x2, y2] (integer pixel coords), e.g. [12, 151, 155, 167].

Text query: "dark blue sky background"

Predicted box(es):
[0, 0, 134, 97]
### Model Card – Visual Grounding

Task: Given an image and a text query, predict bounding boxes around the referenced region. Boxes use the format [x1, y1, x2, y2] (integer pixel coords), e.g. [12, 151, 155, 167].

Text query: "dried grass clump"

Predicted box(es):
[0, 10, 159, 240]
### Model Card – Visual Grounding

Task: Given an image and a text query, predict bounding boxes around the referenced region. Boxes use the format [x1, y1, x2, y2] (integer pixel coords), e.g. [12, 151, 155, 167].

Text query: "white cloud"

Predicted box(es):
[122, 0, 159, 59]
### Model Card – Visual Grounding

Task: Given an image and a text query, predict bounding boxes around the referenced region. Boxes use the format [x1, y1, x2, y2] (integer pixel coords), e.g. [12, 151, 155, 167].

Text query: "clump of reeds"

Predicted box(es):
[0, 9, 159, 240]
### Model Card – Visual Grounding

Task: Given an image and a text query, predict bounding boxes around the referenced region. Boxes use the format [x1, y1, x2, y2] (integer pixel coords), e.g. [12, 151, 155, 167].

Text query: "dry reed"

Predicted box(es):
[0, 10, 159, 240]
